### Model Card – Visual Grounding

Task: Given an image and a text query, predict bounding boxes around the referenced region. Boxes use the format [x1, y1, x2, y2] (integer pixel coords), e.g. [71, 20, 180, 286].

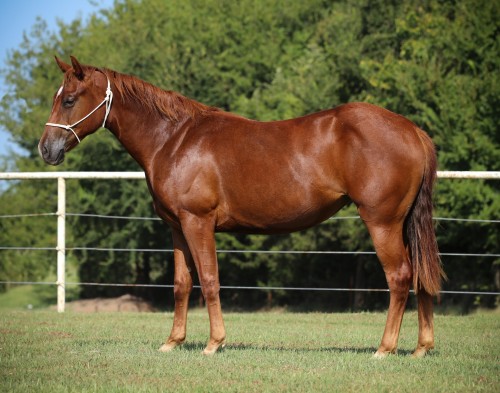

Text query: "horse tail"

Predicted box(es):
[405, 129, 446, 296]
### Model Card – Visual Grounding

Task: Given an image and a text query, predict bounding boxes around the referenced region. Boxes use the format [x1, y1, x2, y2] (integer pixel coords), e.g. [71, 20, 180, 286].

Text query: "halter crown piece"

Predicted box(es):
[45, 77, 113, 143]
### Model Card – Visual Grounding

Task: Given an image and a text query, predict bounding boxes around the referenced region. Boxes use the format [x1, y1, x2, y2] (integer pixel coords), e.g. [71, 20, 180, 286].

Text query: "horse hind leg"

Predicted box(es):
[362, 218, 412, 358]
[413, 288, 435, 357]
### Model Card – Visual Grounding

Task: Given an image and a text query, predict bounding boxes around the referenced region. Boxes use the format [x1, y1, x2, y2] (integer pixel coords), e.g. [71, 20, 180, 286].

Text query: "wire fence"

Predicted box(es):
[0, 280, 498, 296]
[0, 171, 499, 310]
[0, 212, 498, 258]
[1, 219, 498, 293]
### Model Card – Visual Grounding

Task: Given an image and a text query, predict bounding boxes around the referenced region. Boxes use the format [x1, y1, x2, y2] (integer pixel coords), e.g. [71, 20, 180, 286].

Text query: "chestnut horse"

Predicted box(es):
[39, 56, 445, 357]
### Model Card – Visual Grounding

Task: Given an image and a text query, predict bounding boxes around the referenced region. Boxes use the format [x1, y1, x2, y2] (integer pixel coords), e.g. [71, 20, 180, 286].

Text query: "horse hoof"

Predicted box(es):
[411, 347, 430, 358]
[373, 351, 389, 359]
[373, 348, 396, 359]
[158, 341, 182, 352]
[202, 340, 226, 356]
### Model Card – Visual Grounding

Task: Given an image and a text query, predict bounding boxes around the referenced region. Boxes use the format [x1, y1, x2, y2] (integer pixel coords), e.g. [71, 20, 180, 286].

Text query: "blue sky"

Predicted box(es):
[0, 0, 114, 159]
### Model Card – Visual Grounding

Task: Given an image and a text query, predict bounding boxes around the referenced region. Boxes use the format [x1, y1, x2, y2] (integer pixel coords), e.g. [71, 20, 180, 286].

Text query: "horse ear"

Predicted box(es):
[55, 56, 71, 73]
[70, 56, 85, 80]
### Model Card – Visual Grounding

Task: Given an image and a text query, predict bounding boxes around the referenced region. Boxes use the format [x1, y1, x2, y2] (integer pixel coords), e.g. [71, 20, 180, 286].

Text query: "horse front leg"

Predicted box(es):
[159, 228, 195, 352]
[180, 213, 226, 355]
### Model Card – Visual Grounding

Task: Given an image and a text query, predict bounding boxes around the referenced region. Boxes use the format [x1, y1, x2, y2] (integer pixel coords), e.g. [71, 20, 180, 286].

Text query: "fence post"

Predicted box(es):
[56, 176, 66, 313]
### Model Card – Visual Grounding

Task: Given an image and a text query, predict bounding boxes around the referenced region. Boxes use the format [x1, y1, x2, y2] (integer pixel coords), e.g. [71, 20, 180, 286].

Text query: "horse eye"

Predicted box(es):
[63, 96, 76, 108]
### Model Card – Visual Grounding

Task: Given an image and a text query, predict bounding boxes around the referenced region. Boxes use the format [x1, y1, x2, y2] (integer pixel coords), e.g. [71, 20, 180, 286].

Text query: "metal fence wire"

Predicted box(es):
[0, 171, 499, 311]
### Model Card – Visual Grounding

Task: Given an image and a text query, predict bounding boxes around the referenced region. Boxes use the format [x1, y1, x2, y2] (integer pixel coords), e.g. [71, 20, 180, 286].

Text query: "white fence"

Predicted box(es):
[0, 171, 499, 312]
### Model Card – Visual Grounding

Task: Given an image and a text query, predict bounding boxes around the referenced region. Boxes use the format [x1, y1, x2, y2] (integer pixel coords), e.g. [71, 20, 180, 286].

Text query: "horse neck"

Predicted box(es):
[104, 85, 190, 170]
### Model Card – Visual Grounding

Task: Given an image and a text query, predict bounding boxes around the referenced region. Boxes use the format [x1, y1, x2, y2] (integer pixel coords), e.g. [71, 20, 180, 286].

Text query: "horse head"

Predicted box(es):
[39, 56, 112, 165]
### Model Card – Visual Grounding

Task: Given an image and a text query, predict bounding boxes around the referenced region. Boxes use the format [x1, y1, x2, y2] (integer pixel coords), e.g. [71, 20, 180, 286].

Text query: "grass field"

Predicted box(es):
[0, 308, 498, 392]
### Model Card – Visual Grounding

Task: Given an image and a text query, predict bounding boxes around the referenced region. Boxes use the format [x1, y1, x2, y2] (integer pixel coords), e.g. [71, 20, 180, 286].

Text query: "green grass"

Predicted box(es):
[0, 285, 48, 311]
[0, 309, 498, 392]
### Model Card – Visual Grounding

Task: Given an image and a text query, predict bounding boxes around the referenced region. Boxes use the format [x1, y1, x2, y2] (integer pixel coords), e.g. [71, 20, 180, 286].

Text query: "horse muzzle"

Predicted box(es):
[38, 138, 66, 166]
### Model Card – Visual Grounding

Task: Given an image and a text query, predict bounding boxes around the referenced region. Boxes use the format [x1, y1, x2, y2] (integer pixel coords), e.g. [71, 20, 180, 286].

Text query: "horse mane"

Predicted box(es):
[97, 67, 220, 121]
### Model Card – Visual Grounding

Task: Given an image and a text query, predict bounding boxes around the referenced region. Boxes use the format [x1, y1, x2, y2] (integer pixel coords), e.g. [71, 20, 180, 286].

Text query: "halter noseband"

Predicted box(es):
[45, 76, 113, 143]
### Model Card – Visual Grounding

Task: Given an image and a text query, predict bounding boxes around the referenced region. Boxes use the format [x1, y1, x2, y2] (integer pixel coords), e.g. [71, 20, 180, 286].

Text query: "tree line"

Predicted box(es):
[0, 0, 498, 311]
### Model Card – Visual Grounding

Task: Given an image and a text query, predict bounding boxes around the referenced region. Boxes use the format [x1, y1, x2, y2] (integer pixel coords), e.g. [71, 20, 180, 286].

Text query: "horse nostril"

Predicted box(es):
[56, 149, 65, 163]
[43, 145, 48, 156]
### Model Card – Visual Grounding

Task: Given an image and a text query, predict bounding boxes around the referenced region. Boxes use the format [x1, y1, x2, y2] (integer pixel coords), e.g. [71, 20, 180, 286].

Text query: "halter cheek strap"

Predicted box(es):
[46, 77, 113, 143]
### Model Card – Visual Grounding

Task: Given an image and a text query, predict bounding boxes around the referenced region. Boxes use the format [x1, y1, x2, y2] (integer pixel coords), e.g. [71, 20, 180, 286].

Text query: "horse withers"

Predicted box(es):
[39, 56, 445, 357]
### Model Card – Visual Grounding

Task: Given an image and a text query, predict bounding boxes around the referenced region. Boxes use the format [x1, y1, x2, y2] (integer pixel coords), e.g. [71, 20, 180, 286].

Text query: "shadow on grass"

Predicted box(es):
[227, 342, 382, 355]
[174, 341, 419, 356]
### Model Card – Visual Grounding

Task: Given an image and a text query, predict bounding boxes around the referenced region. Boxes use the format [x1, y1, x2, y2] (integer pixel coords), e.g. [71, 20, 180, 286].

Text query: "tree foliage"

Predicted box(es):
[0, 0, 498, 310]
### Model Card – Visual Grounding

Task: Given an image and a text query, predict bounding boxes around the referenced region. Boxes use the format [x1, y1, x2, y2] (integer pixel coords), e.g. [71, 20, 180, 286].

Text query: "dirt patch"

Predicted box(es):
[63, 294, 156, 313]
[0, 329, 26, 335]
[47, 331, 74, 338]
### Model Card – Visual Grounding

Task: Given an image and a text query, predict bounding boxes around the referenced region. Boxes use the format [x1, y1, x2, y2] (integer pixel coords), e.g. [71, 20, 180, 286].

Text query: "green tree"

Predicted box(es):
[1, 0, 498, 310]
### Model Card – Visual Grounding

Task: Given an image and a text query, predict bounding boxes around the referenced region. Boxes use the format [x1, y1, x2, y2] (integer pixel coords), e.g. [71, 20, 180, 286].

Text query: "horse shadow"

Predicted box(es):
[173, 341, 416, 356]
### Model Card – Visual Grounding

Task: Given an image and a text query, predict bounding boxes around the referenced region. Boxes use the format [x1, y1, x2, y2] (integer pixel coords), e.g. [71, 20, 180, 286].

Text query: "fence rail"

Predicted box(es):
[1, 171, 499, 312]
[1, 170, 500, 180]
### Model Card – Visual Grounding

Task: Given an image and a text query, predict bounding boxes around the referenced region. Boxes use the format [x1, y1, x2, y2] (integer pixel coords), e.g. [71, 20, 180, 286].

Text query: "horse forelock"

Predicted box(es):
[97, 67, 218, 121]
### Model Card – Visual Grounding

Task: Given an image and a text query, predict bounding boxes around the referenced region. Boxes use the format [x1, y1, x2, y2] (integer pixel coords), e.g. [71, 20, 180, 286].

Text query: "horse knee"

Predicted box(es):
[200, 277, 220, 302]
[173, 278, 193, 301]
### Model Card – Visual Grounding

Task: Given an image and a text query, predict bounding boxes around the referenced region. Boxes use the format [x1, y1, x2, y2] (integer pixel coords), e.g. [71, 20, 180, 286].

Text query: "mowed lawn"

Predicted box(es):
[0, 308, 498, 392]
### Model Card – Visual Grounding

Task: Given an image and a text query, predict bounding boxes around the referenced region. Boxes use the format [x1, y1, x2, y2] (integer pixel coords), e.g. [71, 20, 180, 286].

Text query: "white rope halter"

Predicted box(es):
[46, 77, 113, 143]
